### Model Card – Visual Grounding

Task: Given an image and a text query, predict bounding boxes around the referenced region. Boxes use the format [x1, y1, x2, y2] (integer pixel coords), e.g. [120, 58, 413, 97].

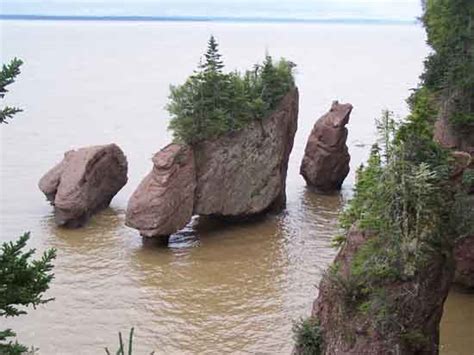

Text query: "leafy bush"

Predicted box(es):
[341, 110, 457, 281]
[167, 36, 296, 144]
[293, 317, 322, 355]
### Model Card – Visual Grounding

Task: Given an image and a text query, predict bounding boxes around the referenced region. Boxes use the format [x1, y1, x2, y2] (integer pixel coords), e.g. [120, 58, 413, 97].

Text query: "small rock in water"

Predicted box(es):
[39, 143, 128, 228]
[300, 101, 353, 191]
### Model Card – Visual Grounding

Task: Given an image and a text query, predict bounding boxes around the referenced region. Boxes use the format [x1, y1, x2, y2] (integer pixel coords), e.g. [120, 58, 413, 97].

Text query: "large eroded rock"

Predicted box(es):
[300, 101, 352, 191]
[39, 144, 128, 227]
[301, 228, 453, 354]
[126, 88, 299, 237]
[126, 144, 196, 237]
[193, 88, 299, 217]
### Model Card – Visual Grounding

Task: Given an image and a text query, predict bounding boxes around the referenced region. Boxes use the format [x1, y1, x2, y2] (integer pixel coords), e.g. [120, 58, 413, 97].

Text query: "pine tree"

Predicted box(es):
[0, 233, 56, 353]
[200, 35, 224, 74]
[0, 58, 23, 124]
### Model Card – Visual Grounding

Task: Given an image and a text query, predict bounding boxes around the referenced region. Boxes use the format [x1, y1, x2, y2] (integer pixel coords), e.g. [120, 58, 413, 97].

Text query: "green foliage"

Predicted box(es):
[0, 232, 56, 353]
[421, 0, 474, 126]
[0, 58, 23, 124]
[105, 328, 154, 355]
[341, 110, 458, 283]
[167, 36, 296, 144]
[293, 317, 322, 355]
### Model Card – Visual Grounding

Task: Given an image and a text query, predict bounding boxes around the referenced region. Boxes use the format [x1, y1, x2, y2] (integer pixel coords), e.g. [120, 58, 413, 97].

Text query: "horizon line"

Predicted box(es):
[0, 14, 417, 25]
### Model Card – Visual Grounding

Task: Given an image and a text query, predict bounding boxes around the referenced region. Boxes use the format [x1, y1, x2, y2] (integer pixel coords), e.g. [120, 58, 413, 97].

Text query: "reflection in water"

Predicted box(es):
[43, 207, 126, 251]
[119, 188, 345, 353]
[131, 215, 288, 353]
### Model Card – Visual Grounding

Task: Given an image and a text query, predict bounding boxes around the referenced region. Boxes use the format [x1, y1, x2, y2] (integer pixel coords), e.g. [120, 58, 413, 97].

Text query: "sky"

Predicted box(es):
[1, 0, 422, 21]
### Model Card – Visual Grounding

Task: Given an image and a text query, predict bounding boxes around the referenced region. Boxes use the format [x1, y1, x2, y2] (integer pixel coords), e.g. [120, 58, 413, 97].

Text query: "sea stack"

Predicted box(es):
[126, 144, 196, 237]
[125, 88, 299, 237]
[39, 144, 128, 228]
[300, 101, 353, 191]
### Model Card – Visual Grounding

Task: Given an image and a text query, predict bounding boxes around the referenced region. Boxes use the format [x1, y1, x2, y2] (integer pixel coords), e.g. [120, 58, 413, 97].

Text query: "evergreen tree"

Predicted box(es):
[167, 36, 296, 144]
[0, 58, 23, 124]
[0, 233, 56, 354]
[200, 35, 224, 74]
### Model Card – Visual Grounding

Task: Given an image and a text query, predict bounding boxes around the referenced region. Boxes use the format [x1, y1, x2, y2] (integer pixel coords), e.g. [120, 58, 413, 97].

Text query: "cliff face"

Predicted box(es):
[434, 115, 474, 154]
[435, 113, 474, 289]
[126, 88, 299, 236]
[300, 101, 352, 191]
[434, 106, 474, 154]
[308, 229, 453, 355]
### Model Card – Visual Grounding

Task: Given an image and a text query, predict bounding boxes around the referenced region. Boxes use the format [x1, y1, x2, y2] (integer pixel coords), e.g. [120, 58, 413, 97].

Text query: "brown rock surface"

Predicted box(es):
[39, 144, 128, 227]
[126, 89, 299, 236]
[126, 144, 196, 237]
[193, 88, 299, 217]
[307, 228, 453, 354]
[434, 105, 474, 153]
[300, 101, 352, 191]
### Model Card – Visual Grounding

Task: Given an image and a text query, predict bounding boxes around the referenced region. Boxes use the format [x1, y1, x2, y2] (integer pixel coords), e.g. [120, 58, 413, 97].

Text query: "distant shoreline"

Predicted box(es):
[0, 14, 416, 25]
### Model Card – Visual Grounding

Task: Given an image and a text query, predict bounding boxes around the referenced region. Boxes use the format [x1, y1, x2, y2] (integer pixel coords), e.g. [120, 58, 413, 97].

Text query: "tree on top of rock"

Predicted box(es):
[167, 36, 296, 144]
[200, 35, 224, 74]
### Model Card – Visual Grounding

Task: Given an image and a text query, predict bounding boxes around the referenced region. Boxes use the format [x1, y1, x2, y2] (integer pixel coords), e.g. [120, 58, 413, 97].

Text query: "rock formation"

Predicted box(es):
[126, 144, 196, 237]
[39, 144, 128, 227]
[193, 88, 298, 216]
[300, 101, 352, 191]
[305, 228, 453, 354]
[434, 106, 474, 153]
[126, 88, 298, 237]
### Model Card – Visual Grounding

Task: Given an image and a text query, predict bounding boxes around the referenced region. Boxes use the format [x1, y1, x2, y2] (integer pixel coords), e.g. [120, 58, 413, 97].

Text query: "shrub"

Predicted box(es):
[293, 317, 322, 355]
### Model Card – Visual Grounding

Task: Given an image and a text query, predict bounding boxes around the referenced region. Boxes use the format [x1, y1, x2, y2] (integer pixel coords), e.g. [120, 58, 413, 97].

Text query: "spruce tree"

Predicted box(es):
[0, 233, 56, 353]
[200, 35, 224, 74]
[0, 58, 23, 124]
[167, 37, 296, 144]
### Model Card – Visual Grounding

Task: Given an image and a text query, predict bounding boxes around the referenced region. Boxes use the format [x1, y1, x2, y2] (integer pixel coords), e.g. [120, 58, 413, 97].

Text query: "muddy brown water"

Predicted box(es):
[1, 20, 473, 354]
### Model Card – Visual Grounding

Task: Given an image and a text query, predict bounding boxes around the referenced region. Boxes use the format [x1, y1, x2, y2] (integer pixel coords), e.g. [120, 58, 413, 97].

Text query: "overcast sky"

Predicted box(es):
[1, 0, 422, 21]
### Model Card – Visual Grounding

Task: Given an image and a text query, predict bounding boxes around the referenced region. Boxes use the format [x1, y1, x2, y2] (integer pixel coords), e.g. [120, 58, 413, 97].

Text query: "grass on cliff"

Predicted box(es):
[167, 35, 296, 144]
